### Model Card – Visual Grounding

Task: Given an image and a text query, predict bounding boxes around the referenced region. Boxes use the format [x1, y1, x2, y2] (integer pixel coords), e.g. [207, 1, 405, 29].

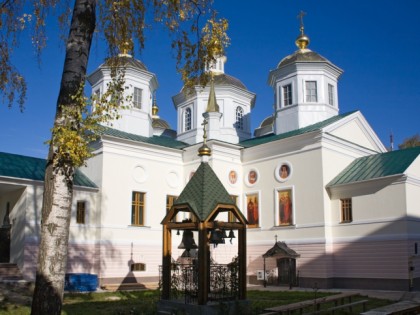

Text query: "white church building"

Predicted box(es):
[1, 25, 420, 291]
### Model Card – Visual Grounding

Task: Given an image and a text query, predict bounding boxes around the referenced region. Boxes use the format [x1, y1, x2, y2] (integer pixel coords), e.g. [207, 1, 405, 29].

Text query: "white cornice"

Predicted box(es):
[327, 174, 405, 199]
[0, 176, 98, 192]
[242, 130, 323, 164]
[322, 132, 380, 157]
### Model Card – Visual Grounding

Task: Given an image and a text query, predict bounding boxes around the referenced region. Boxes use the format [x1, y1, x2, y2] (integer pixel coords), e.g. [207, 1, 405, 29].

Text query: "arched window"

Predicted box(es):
[235, 107, 244, 130]
[185, 108, 192, 131]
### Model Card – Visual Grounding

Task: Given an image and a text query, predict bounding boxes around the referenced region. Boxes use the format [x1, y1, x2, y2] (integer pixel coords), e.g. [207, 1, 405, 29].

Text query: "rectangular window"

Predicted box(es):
[328, 84, 334, 106]
[283, 84, 293, 106]
[76, 201, 86, 224]
[305, 81, 317, 102]
[131, 263, 146, 272]
[132, 192, 145, 226]
[340, 198, 352, 223]
[133, 87, 142, 109]
[229, 195, 238, 222]
[185, 108, 192, 131]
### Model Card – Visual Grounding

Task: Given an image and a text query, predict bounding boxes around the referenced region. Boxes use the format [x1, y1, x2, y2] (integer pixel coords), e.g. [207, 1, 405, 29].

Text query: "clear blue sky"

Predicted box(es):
[1, 0, 419, 158]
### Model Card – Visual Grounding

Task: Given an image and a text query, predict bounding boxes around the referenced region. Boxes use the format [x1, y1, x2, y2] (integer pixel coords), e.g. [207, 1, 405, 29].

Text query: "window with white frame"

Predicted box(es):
[305, 81, 317, 102]
[93, 89, 101, 111]
[328, 84, 334, 106]
[283, 84, 293, 106]
[235, 106, 244, 130]
[133, 87, 142, 109]
[132, 191, 145, 226]
[184, 108, 192, 131]
[340, 198, 352, 223]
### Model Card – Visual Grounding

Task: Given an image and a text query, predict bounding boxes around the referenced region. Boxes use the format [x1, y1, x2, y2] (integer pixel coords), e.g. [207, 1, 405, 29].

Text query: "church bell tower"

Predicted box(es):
[268, 12, 343, 134]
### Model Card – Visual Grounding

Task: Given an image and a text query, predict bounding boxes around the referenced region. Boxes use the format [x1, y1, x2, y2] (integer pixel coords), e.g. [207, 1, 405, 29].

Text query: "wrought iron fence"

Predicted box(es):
[159, 260, 239, 304]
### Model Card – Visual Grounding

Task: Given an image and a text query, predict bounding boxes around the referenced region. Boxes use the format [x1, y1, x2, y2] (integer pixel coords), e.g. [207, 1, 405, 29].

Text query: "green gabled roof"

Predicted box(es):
[239, 111, 357, 148]
[0, 152, 97, 188]
[174, 162, 235, 221]
[98, 126, 188, 150]
[328, 147, 420, 187]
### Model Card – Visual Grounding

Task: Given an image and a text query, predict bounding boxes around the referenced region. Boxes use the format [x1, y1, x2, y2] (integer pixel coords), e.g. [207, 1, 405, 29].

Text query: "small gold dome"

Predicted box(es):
[198, 144, 212, 156]
[295, 33, 310, 50]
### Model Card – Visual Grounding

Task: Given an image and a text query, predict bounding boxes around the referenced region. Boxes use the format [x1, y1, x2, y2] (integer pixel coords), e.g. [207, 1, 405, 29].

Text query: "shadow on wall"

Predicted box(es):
[248, 216, 420, 291]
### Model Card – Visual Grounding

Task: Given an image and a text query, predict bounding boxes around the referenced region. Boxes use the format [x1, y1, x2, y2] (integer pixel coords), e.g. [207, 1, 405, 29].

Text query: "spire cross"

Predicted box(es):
[297, 11, 307, 34]
[202, 118, 208, 144]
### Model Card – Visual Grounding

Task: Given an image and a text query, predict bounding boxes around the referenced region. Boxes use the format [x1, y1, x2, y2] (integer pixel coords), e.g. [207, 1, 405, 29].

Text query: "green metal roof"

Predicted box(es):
[0, 152, 97, 188]
[239, 111, 357, 148]
[98, 126, 188, 150]
[328, 147, 420, 187]
[174, 162, 235, 221]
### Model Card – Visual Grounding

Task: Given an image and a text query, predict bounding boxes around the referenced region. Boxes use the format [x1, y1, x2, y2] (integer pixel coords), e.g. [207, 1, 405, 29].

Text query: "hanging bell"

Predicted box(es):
[178, 230, 198, 251]
[209, 228, 225, 247]
[228, 229, 235, 244]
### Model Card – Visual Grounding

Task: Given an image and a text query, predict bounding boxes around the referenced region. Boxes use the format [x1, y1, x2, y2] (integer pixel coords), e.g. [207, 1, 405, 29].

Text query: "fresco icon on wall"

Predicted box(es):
[279, 189, 293, 225]
[247, 193, 259, 228]
[229, 170, 237, 184]
[248, 169, 258, 185]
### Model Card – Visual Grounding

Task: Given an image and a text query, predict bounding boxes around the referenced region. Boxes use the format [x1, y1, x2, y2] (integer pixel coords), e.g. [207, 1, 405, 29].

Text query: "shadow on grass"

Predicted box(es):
[0, 288, 393, 315]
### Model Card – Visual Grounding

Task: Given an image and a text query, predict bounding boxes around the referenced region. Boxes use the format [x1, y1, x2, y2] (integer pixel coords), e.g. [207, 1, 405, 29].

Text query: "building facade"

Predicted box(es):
[1, 26, 419, 291]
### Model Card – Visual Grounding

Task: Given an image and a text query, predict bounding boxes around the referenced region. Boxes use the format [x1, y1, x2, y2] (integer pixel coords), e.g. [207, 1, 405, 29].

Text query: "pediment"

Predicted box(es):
[323, 111, 386, 153]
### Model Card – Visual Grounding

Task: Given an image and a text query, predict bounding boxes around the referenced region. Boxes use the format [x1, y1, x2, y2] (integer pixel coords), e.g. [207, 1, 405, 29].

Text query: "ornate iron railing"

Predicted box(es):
[159, 260, 239, 304]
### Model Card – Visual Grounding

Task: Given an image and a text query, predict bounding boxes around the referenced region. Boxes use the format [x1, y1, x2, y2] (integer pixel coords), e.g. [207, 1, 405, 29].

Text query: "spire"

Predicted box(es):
[152, 92, 159, 118]
[205, 73, 220, 113]
[295, 11, 310, 50]
[198, 118, 212, 157]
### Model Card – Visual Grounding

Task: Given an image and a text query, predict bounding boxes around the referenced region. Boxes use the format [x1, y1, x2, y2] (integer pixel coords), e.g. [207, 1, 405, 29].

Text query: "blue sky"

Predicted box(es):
[1, 0, 420, 158]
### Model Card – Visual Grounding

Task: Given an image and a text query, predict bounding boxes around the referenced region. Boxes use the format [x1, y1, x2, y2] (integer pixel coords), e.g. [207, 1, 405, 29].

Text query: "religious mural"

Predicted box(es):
[278, 189, 293, 225]
[246, 193, 259, 227]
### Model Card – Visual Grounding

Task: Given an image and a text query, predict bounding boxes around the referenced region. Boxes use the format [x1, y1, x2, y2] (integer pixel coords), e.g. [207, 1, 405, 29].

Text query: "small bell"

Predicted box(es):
[228, 230, 235, 244]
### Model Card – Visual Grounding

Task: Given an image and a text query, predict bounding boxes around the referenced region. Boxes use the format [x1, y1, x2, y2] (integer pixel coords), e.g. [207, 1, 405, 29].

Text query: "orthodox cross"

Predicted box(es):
[202, 118, 208, 144]
[297, 11, 307, 34]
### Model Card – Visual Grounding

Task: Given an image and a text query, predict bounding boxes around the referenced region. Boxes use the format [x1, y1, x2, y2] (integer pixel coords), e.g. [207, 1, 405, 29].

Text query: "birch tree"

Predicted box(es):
[1, 1, 229, 314]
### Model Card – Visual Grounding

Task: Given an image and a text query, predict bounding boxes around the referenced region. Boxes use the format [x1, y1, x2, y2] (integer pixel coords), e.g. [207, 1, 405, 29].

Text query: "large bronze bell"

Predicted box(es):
[178, 230, 198, 251]
[209, 228, 225, 247]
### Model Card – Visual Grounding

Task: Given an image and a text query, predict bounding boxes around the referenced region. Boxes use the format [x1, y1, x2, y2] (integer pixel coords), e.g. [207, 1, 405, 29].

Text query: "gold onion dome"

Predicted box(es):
[295, 11, 310, 50]
[198, 144, 212, 156]
[295, 32, 310, 50]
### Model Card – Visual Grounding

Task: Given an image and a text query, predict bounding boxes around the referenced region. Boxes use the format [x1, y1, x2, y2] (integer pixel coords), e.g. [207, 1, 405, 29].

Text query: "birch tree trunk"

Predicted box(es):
[31, 0, 96, 314]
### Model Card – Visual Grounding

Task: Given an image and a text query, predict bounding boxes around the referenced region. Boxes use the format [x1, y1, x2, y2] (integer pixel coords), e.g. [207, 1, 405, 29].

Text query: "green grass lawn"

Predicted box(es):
[0, 288, 392, 315]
